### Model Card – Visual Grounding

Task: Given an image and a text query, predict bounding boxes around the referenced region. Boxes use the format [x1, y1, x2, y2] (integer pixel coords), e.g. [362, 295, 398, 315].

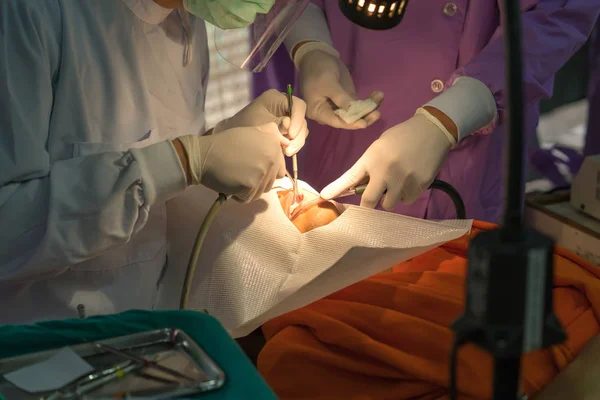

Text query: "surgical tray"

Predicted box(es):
[0, 328, 225, 399]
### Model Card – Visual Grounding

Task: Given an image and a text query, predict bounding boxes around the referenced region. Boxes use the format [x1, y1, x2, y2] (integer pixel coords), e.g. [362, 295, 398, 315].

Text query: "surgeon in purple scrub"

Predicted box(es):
[254, 1, 600, 222]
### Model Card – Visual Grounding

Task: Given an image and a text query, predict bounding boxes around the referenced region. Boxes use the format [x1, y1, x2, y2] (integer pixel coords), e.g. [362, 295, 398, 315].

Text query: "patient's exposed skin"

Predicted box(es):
[278, 189, 394, 275]
[277, 189, 341, 233]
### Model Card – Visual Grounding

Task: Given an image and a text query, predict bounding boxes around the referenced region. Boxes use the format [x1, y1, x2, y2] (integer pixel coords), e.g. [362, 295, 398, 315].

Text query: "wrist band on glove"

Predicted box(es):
[425, 76, 498, 142]
[293, 41, 340, 70]
[415, 107, 457, 149]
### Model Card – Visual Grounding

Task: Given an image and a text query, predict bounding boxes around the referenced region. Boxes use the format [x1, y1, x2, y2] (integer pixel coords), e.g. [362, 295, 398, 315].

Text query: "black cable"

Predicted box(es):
[449, 333, 523, 400]
[448, 339, 462, 400]
[353, 179, 465, 219]
[493, 356, 522, 399]
[449, 332, 473, 400]
[429, 179, 467, 220]
[501, 0, 526, 236]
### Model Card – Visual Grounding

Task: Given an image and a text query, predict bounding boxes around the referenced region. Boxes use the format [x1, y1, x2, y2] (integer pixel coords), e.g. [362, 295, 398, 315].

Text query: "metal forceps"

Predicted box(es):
[94, 343, 196, 383]
[287, 84, 299, 202]
[42, 360, 142, 399]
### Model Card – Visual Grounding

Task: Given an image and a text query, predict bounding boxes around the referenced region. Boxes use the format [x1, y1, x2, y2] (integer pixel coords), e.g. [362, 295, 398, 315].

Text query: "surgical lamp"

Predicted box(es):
[338, 0, 408, 30]
[337, 0, 566, 399]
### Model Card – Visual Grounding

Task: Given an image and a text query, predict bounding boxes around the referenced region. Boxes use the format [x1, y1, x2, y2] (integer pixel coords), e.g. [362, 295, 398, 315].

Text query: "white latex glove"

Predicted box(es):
[178, 123, 285, 202]
[320, 77, 498, 210]
[213, 89, 308, 156]
[320, 111, 453, 210]
[296, 42, 384, 129]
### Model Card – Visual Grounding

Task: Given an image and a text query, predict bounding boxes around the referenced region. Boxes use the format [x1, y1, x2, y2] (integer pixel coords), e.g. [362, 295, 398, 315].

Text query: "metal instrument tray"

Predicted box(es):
[0, 328, 225, 399]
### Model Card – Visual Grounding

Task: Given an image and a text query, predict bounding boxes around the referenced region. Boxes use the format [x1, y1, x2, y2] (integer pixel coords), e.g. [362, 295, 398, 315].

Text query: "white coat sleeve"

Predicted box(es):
[0, 1, 187, 282]
[284, 3, 334, 57]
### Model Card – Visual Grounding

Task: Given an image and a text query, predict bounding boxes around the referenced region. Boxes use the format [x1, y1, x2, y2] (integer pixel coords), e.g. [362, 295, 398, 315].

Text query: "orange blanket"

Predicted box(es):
[258, 221, 600, 399]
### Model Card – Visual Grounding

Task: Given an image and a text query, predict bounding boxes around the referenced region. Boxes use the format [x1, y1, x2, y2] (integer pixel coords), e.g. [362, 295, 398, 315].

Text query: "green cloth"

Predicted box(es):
[0, 310, 277, 400]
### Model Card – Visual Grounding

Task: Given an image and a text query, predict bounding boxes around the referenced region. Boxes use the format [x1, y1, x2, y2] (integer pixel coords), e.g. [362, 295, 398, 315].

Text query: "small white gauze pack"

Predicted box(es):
[334, 98, 379, 124]
[162, 180, 472, 338]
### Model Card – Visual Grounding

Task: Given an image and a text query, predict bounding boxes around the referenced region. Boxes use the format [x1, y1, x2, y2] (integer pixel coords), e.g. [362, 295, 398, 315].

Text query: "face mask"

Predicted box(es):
[183, 0, 275, 30]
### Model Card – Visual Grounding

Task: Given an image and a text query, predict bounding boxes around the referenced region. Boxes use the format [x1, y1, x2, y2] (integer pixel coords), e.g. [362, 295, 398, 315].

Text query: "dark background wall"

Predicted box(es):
[540, 40, 590, 115]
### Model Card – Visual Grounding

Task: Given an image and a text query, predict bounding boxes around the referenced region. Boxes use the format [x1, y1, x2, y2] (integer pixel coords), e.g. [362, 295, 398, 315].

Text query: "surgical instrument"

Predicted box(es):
[289, 184, 366, 219]
[290, 179, 466, 220]
[287, 84, 299, 203]
[180, 193, 229, 310]
[42, 360, 141, 399]
[94, 343, 196, 383]
[285, 169, 300, 202]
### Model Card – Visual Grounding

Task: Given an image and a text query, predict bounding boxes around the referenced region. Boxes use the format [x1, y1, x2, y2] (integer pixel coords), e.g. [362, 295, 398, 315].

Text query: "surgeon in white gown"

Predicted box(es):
[0, 0, 308, 324]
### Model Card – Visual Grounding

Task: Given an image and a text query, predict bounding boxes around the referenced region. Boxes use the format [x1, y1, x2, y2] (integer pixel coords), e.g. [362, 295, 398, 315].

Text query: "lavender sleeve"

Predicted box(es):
[451, 0, 600, 134]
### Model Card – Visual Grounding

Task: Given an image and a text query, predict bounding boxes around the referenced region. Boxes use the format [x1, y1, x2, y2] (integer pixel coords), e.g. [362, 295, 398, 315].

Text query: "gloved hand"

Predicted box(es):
[320, 76, 498, 210]
[178, 123, 285, 202]
[214, 89, 308, 156]
[320, 111, 453, 210]
[296, 43, 384, 129]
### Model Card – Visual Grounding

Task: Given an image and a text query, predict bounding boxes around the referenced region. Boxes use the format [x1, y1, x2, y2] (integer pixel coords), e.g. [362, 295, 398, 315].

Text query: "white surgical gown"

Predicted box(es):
[0, 0, 209, 323]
